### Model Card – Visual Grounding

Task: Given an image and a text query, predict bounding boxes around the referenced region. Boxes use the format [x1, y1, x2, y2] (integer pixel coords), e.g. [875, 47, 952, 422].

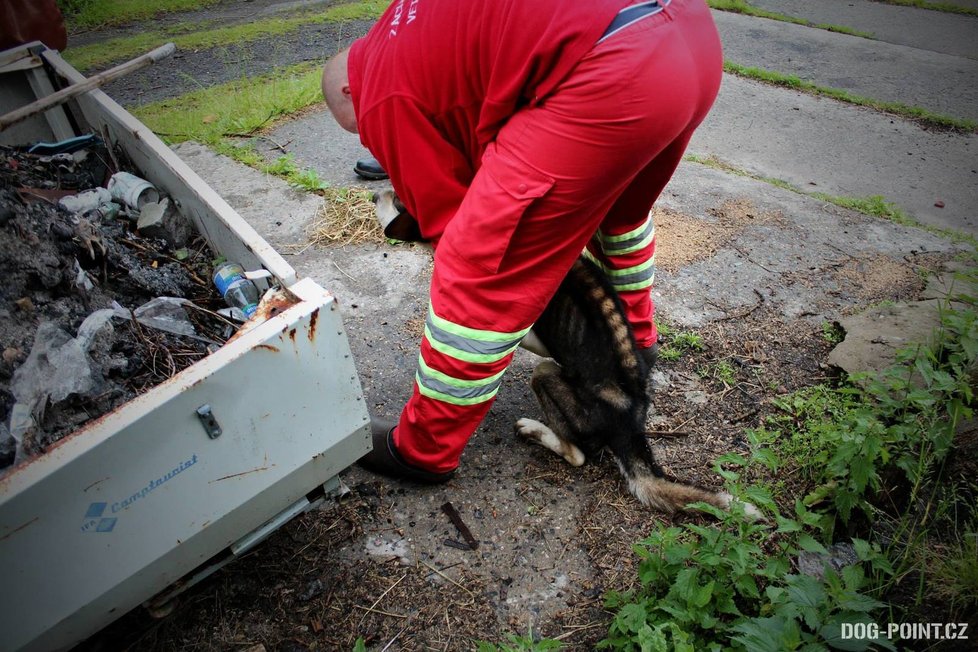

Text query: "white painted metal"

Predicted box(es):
[0, 44, 371, 651]
[23, 63, 75, 141]
[0, 46, 63, 146]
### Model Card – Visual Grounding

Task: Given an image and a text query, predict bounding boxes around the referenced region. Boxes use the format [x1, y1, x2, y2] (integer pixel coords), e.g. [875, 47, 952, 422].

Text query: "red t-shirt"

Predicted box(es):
[348, 0, 629, 242]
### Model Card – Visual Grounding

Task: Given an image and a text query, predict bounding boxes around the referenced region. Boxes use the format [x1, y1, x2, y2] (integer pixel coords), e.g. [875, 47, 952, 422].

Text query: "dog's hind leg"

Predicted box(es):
[515, 360, 587, 467]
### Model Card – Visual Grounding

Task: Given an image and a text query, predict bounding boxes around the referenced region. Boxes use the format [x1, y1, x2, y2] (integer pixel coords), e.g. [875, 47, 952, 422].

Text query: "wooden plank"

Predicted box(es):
[23, 64, 74, 141]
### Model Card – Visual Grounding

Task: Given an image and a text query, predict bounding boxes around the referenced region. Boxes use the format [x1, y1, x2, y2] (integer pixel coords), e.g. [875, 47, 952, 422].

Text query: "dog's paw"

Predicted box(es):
[514, 417, 543, 437]
[514, 418, 586, 467]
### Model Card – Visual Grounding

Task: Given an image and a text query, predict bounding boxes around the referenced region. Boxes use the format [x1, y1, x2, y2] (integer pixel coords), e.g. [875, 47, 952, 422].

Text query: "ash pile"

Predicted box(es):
[0, 135, 260, 474]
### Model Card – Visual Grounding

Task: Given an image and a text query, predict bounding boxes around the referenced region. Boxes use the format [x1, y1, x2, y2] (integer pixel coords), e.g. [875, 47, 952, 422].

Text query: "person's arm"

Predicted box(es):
[359, 96, 472, 244]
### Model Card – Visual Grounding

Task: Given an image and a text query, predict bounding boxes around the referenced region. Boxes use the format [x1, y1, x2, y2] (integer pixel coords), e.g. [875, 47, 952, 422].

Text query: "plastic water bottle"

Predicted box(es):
[213, 262, 260, 318]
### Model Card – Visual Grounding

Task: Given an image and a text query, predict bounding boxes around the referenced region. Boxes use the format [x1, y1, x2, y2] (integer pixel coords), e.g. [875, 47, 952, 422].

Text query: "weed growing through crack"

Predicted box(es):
[659, 331, 704, 360]
[263, 155, 329, 192]
[873, 0, 978, 17]
[820, 321, 844, 344]
[700, 359, 737, 388]
[811, 193, 913, 225]
[658, 322, 706, 362]
[685, 153, 978, 247]
[722, 62, 977, 133]
[708, 0, 875, 38]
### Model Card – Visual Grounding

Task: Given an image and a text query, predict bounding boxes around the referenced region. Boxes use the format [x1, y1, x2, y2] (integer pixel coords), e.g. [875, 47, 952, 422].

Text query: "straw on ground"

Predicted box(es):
[308, 187, 384, 247]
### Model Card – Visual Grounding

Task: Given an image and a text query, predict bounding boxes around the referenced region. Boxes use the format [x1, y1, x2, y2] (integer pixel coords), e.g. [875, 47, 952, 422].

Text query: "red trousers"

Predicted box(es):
[395, 0, 723, 472]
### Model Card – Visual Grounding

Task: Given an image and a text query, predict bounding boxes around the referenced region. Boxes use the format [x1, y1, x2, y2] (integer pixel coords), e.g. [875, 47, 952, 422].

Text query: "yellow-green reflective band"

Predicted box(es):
[598, 256, 655, 278]
[425, 305, 528, 364]
[598, 212, 654, 243]
[582, 250, 656, 289]
[425, 324, 522, 364]
[615, 277, 655, 292]
[417, 356, 504, 394]
[605, 229, 655, 256]
[595, 215, 655, 255]
[428, 305, 530, 343]
[416, 373, 500, 406]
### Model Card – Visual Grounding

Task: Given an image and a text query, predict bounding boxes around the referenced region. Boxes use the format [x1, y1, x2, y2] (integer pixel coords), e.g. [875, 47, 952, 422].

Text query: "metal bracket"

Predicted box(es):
[196, 404, 222, 439]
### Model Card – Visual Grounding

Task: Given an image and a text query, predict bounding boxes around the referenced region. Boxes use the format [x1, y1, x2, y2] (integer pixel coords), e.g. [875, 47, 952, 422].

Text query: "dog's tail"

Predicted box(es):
[618, 456, 762, 519]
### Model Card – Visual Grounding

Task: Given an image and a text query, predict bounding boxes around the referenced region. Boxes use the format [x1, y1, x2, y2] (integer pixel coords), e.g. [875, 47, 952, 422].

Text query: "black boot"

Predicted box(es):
[358, 418, 455, 483]
[354, 156, 389, 180]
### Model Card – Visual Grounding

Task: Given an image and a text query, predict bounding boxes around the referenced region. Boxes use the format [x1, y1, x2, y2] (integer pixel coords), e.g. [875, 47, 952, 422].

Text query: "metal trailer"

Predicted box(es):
[0, 43, 371, 651]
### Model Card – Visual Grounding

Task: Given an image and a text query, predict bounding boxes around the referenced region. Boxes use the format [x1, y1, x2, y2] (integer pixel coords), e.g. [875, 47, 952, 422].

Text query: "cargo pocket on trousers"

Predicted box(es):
[443, 143, 555, 275]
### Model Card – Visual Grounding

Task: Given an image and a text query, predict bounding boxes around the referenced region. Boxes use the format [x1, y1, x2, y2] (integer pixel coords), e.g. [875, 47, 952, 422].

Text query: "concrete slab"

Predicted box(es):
[713, 10, 978, 123]
[252, 111, 388, 192]
[172, 139, 963, 336]
[827, 300, 944, 376]
[690, 74, 978, 237]
[262, 82, 977, 239]
[158, 131, 970, 647]
[651, 161, 961, 328]
[171, 141, 323, 251]
[745, 0, 978, 60]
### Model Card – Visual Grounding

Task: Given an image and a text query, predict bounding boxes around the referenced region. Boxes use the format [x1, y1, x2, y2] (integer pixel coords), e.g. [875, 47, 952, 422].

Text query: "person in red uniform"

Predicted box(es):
[322, 0, 723, 482]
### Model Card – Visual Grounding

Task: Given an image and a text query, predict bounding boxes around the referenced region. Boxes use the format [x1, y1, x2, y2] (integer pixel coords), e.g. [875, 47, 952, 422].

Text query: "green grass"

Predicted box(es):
[811, 193, 915, 225]
[656, 321, 707, 362]
[133, 61, 339, 191]
[708, 0, 875, 38]
[872, 0, 978, 17]
[929, 520, 978, 615]
[58, 0, 223, 30]
[752, 384, 862, 488]
[723, 61, 977, 133]
[477, 633, 563, 651]
[64, 0, 388, 71]
[700, 359, 738, 387]
[132, 61, 323, 146]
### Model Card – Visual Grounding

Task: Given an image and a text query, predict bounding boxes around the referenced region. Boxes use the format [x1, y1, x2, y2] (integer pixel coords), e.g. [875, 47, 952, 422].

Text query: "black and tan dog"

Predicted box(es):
[516, 256, 760, 516]
[373, 190, 758, 516]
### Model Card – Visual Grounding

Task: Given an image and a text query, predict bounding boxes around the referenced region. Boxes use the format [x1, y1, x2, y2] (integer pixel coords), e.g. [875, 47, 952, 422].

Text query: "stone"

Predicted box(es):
[136, 198, 193, 248]
[828, 300, 943, 378]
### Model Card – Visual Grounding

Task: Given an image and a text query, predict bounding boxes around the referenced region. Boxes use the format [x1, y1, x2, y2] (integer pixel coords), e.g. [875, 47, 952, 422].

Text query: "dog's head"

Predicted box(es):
[371, 189, 425, 242]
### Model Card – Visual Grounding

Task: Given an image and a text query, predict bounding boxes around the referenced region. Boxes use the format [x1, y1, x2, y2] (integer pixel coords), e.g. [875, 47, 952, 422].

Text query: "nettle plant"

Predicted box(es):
[601, 278, 978, 651]
[600, 446, 895, 652]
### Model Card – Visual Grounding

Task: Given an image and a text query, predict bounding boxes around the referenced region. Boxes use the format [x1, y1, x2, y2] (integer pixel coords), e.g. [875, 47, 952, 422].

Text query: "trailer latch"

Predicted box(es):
[196, 405, 222, 439]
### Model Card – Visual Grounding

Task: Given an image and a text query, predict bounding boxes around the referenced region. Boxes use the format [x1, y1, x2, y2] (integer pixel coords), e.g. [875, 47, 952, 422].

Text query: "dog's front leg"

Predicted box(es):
[516, 360, 586, 466]
[519, 328, 550, 357]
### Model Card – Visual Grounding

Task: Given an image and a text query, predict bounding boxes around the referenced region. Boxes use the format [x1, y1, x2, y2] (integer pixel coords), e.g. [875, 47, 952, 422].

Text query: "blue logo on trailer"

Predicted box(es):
[79, 454, 198, 533]
[81, 502, 117, 533]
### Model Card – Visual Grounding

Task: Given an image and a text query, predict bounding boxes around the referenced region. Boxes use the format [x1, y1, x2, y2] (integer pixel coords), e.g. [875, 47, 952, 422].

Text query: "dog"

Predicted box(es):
[372, 190, 758, 517]
[516, 256, 761, 517]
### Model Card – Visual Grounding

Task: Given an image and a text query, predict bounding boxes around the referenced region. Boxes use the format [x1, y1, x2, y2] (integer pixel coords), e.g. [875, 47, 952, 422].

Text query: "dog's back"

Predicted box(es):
[520, 257, 753, 516]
